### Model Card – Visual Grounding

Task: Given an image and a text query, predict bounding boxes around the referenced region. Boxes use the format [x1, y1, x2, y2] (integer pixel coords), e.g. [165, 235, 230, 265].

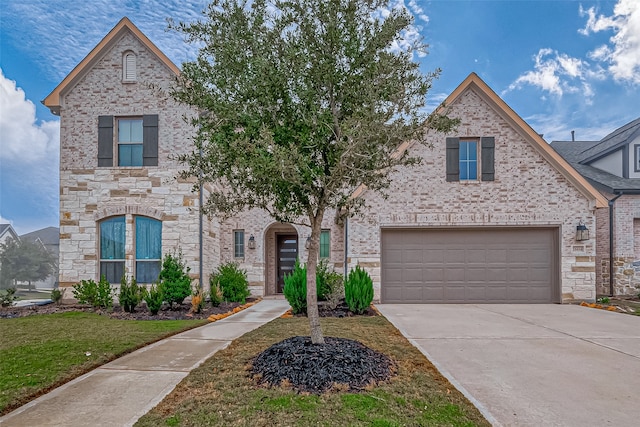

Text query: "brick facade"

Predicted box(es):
[348, 87, 598, 302]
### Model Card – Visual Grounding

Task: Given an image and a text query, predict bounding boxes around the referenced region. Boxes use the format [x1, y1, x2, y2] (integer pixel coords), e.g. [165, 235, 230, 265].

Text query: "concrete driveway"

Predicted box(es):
[377, 304, 640, 427]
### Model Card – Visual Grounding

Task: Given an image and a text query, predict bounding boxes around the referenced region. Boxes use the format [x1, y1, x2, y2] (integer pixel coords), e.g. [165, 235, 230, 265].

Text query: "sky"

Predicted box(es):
[1, 0, 639, 235]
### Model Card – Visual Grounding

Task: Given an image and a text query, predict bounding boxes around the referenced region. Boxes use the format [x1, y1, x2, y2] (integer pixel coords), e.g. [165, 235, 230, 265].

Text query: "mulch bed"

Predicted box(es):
[0, 299, 256, 320]
[250, 336, 396, 394]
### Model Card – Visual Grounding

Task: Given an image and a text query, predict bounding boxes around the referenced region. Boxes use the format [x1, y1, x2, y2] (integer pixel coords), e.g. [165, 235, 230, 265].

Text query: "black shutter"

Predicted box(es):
[143, 114, 158, 166]
[481, 137, 495, 181]
[98, 116, 113, 167]
[446, 137, 460, 182]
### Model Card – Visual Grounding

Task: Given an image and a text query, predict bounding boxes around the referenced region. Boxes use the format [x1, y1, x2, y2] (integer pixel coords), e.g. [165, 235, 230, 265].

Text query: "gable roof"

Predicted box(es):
[20, 227, 60, 247]
[42, 17, 180, 115]
[0, 224, 19, 242]
[356, 73, 607, 207]
[579, 117, 640, 164]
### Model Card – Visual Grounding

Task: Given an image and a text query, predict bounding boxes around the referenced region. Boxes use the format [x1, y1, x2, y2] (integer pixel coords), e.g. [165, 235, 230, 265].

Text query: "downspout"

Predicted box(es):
[199, 147, 204, 289]
[608, 192, 623, 296]
[344, 218, 349, 278]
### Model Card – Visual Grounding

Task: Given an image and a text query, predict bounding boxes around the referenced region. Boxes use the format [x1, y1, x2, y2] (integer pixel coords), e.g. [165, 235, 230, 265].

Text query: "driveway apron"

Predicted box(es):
[377, 304, 640, 427]
[0, 299, 290, 427]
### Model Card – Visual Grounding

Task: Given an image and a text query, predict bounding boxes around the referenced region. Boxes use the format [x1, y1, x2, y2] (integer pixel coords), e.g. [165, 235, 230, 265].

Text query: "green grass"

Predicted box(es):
[135, 316, 490, 427]
[0, 312, 206, 414]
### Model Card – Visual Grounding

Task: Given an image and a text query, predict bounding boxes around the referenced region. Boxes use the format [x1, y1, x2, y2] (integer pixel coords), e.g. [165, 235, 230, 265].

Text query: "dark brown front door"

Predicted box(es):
[277, 234, 298, 293]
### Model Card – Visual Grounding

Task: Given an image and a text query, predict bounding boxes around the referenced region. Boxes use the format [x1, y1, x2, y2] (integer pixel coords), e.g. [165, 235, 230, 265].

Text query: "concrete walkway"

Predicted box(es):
[0, 299, 290, 427]
[378, 304, 640, 427]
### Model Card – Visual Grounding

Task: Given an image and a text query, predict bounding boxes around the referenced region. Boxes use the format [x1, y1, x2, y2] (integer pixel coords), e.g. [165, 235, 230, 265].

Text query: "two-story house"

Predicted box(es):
[552, 119, 640, 295]
[45, 17, 608, 302]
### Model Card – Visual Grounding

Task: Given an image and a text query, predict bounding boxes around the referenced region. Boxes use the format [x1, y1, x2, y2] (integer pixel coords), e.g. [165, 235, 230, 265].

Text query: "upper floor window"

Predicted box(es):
[459, 141, 477, 180]
[319, 230, 330, 258]
[123, 52, 137, 82]
[446, 137, 495, 182]
[97, 115, 158, 167]
[635, 144, 640, 172]
[118, 119, 143, 166]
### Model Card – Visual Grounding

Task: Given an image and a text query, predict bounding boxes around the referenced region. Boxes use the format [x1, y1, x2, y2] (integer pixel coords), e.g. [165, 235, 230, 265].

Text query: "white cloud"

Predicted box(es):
[580, 0, 640, 84]
[506, 49, 593, 101]
[0, 69, 60, 225]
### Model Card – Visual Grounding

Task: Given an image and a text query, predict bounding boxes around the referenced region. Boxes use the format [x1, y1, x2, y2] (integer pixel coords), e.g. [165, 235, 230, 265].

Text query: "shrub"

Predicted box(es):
[50, 287, 66, 305]
[323, 270, 344, 311]
[119, 276, 146, 313]
[344, 265, 373, 315]
[315, 259, 333, 301]
[209, 276, 223, 307]
[191, 286, 207, 313]
[283, 260, 307, 314]
[144, 283, 164, 315]
[0, 287, 17, 307]
[211, 262, 250, 303]
[73, 276, 115, 309]
[159, 252, 192, 309]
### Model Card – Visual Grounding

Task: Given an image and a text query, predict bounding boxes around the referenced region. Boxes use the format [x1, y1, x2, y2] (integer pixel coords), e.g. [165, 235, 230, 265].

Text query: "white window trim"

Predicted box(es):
[123, 51, 137, 82]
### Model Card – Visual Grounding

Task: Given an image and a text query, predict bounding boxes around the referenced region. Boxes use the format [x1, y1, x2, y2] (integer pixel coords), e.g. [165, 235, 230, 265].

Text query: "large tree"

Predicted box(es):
[0, 239, 55, 290]
[173, 0, 456, 344]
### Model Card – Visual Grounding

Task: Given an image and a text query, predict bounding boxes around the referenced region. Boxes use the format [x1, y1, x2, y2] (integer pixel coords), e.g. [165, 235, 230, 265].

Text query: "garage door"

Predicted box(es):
[381, 228, 559, 303]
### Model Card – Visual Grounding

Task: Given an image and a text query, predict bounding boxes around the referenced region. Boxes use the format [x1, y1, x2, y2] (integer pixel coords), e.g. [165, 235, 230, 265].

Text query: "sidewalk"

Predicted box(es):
[0, 299, 290, 427]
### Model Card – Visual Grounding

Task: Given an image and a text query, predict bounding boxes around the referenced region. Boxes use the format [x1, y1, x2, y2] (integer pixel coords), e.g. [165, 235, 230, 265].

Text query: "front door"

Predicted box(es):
[277, 234, 298, 293]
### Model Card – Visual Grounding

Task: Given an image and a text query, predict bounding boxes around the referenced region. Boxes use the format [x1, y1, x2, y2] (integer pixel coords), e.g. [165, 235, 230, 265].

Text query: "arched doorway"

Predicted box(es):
[264, 223, 298, 295]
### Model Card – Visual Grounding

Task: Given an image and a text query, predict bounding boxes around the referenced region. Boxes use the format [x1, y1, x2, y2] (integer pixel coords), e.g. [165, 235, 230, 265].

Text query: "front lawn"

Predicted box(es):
[0, 312, 206, 414]
[136, 316, 489, 427]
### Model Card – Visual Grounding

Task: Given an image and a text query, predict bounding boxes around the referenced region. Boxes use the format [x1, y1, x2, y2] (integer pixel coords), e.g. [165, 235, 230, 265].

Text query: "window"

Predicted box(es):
[319, 230, 330, 258]
[446, 137, 495, 182]
[123, 52, 136, 82]
[234, 230, 245, 258]
[97, 115, 158, 167]
[100, 216, 125, 283]
[635, 144, 640, 172]
[459, 141, 477, 180]
[118, 119, 143, 166]
[135, 217, 162, 283]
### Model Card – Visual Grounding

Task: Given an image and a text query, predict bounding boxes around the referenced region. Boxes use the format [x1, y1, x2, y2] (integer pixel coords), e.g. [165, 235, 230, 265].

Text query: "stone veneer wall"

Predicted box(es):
[597, 193, 640, 295]
[347, 87, 597, 302]
[58, 31, 211, 286]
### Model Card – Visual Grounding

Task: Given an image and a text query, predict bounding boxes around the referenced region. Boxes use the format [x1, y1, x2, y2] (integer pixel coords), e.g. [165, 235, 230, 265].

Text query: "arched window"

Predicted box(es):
[135, 216, 162, 283]
[123, 52, 137, 82]
[99, 216, 125, 283]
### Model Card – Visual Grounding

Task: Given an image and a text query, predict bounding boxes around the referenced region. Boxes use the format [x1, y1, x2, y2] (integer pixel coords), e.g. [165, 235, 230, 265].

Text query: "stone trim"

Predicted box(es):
[94, 205, 164, 221]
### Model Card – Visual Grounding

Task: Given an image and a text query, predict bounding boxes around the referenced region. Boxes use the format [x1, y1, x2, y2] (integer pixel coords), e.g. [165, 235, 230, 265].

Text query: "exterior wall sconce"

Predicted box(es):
[305, 236, 311, 249]
[248, 234, 256, 249]
[576, 222, 589, 241]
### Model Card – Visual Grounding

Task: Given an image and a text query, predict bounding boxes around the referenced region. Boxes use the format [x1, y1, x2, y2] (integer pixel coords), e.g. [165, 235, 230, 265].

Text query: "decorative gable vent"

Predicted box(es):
[123, 52, 137, 82]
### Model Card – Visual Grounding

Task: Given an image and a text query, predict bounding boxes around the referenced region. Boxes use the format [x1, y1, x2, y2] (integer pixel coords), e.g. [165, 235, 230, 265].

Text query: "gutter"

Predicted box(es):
[608, 192, 624, 296]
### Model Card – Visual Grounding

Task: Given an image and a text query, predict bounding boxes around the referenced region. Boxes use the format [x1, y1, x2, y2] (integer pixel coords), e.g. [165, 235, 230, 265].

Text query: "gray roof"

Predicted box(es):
[551, 140, 640, 193]
[580, 117, 640, 163]
[0, 224, 19, 240]
[20, 226, 59, 246]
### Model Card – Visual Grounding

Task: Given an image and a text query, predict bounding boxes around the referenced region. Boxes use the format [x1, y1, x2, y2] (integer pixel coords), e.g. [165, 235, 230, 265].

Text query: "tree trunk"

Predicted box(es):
[306, 216, 325, 345]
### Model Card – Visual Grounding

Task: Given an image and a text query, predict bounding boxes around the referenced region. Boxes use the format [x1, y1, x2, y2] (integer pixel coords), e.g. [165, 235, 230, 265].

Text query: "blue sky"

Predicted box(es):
[1, 0, 639, 234]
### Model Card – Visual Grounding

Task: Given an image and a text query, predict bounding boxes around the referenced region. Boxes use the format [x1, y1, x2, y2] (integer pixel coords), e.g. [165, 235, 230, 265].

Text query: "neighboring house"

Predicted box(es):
[44, 17, 607, 302]
[0, 224, 19, 246]
[552, 119, 640, 296]
[19, 227, 60, 289]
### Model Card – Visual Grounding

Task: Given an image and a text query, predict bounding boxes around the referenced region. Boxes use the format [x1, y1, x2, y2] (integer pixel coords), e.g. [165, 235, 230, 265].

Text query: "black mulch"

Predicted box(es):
[250, 336, 396, 394]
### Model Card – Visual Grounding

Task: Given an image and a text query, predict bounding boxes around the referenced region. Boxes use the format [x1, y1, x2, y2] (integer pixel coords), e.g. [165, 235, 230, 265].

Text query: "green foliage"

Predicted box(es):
[0, 287, 17, 307]
[144, 283, 164, 315]
[596, 296, 611, 304]
[209, 275, 223, 307]
[158, 252, 192, 309]
[210, 262, 250, 303]
[283, 260, 308, 315]
[119, 276, 146, 313]
[0, 239, 55, 289]
[72, 276, 115, 309]
[345, 265, 374, 315]
[318, 260, 344, 310]
[50, 287, 66, 305]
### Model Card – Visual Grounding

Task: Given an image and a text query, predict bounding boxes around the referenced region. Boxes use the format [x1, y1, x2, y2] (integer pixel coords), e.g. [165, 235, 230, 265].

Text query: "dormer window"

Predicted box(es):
[123, 51, 137, 82]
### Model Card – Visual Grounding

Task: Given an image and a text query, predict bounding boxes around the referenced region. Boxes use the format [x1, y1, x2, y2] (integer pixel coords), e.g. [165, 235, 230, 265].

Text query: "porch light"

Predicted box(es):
[305, 236, 311, 249]
[248, 234, 256, 249]
[576, 222, 589, 241]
